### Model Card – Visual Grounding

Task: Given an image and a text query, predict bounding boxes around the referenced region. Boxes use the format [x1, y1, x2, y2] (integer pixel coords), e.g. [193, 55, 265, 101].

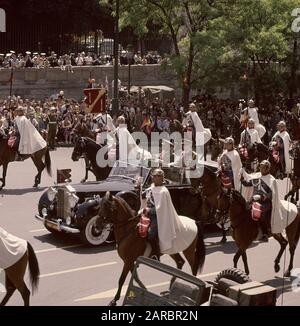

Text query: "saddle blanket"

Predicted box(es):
[0, 227, 27, 269]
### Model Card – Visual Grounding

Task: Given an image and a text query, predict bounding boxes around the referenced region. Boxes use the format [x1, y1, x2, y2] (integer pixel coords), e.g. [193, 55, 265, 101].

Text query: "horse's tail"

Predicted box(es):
[45, 148, 52, 176]
[192, 222, 206, 276]
[27, 242, 40, 294]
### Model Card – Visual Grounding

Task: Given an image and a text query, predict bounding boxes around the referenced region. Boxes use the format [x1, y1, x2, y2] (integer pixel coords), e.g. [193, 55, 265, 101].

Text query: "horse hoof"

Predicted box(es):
[33, 184, 38, 188]
[274, 264, 280, 273]
[221, 237, 227, 244]
[284, 270, 291, 277]
[81, 179, 87, 184]
[108, 300, 117, 307]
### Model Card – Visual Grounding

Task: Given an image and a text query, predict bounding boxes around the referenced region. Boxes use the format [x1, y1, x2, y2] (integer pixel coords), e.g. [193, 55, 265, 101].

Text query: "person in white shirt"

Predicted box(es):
[243, 99, 266, 139]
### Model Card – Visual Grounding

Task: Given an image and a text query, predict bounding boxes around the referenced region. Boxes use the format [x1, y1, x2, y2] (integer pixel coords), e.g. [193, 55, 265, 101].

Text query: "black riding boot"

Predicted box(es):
[149, 236, 160, 261]
[260, 220, 269, 242]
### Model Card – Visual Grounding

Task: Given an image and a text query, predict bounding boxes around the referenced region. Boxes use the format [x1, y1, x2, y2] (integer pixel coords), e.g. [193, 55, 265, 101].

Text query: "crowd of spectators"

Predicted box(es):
[1, 91, 298, 151]
[0, 50, 163, 70]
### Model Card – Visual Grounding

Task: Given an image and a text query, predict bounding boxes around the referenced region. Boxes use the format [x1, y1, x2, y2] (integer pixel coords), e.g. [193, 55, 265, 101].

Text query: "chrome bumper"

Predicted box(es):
[35, 214, 80, 234]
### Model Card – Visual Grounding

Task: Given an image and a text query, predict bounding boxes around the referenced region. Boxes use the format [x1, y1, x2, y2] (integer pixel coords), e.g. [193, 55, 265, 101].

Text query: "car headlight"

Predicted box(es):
[65, 216, 72, 226]
[42, 208, 48, 217]
[68, 193, 79, 209]
[47, 187, 58, 202]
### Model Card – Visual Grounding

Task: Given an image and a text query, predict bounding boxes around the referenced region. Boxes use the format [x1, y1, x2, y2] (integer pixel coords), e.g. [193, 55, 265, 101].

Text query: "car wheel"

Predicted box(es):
[80, 215, 112, 246]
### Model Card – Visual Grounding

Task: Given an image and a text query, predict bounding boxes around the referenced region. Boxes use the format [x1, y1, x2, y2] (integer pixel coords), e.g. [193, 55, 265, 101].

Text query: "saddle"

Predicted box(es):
[220, 171, 232, 189]
[138, 209, 151, 238]
[251, 201, 263, 221]
[7, 135, 17, 148]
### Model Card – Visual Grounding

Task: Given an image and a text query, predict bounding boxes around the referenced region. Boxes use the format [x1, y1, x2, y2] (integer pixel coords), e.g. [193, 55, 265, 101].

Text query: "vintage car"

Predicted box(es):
[35, 161, 203, 246]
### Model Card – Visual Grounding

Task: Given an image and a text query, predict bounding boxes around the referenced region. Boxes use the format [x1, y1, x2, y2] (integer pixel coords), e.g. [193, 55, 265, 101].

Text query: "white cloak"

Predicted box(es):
[94, 113, 116, 146]
[15, 116, 47, 155]
[183, 111, 212, 145]
[117, 125, 152, 164]
[149, 185, 197, 254]
[218, 149, 242, 191]
[240, 128, 262, 145]
[241, 172, 298, 234]
[272, 131, 292, 174]
[0, 227, 27, 269]
[247, 107, 266, 139]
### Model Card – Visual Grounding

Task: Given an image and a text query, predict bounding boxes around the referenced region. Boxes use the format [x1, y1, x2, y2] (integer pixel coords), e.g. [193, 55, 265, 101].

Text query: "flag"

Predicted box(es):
[83, 88, 107, 114]
[57, 169, 72, 184]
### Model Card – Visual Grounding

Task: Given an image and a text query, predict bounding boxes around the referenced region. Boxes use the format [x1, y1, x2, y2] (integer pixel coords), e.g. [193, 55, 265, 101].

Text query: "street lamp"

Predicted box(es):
[126, 45, 134, 95]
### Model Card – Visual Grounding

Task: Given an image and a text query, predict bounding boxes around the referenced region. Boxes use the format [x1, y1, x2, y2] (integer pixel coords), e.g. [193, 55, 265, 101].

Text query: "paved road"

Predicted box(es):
[0, 148, 299, 306]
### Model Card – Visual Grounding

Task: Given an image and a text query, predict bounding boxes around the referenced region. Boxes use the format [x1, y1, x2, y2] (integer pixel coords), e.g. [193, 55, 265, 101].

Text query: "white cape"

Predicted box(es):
[117, 125, 152, 164]
[247, 107, 266, 139]
[0, 227, 27, 269]
[218, 150, 242, 191]
[241, 172, 298, 234]
[184, 111, 212, 145]
[15, 116, 47, 155]
[240, 128, 262, 145]
[273, 131, 292, 174]
[149, 185, 197, 254]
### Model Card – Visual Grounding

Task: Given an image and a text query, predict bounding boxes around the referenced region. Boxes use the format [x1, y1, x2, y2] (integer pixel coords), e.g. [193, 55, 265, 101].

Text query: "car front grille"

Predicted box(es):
[57, 188, 67, 220]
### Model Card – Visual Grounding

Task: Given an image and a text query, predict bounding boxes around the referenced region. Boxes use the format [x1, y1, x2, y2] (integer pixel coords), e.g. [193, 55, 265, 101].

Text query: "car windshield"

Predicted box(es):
[109, 161, 151, 183]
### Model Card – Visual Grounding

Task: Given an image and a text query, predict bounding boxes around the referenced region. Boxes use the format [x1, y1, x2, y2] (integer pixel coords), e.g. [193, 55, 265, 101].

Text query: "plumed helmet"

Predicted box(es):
[225, 137, 234, 145]
[277, 120, 286, 127]
[152, 169, 165, 177]
[260, 160, 271, 169]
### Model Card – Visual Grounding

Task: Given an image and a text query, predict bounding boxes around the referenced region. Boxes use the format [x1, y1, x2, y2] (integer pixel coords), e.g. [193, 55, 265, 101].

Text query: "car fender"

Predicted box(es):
[38, 191, 52, 215]
[75, 198, 101, 228]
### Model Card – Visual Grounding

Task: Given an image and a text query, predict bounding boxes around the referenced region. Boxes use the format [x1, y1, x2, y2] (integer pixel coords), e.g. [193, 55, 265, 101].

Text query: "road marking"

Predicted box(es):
[40, 262, 117, 278]
[29, 228, 46, 233]
[35, 244, 83, 254]
[74, 271, 220, 302]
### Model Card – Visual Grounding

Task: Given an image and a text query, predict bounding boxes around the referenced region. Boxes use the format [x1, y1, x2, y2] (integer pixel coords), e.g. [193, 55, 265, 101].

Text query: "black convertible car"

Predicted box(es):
[35, 161, 204, 246]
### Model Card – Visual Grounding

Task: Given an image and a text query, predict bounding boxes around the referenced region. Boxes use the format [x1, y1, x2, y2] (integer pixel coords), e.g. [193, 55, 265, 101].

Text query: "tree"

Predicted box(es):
[100, 0, 230, 109]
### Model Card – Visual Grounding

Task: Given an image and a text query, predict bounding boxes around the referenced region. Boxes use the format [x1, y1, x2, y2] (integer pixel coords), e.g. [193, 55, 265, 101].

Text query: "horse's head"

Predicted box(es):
[71, 137, 86, 161]
[98, 192, 117, 225]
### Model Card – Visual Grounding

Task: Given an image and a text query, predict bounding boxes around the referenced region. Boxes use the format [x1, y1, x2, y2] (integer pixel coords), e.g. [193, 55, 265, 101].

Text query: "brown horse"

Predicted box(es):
[0, 137, 51, 190]
[190, 165, 229, 243]
[71, 123, 97, 183]
[97, 192, 206, 306]
[287, 112, 300, 141]
[217, 189, 300, 276]
[1, 242, 40, 306]
[285, 141, 300, 204]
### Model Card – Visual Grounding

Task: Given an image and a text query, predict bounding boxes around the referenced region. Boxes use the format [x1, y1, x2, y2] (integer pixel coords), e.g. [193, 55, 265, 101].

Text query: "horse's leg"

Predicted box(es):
[233, 248, 242, 269]
[5, 253, 30, 306]
[81, 157, 90, 183]
[241, 251, 250, 275]
[170, 253, 185, 270]
[0, 162, 8, 190]
[31, 153, 45, 188]
[109, 262, 131, 306]
[272, 233, 288, 273]
[182, 238, 197, 276]
[0, 276, 16, 306]
[284, 219, 300, 277]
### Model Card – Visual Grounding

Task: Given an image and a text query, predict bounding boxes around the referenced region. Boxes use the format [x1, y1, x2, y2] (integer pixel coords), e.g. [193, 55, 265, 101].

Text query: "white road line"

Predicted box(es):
[29, 228, 46, 233]
[35, 244, 83, 254]
[40, 262, 117, 278]
[74, 271, 220, 302]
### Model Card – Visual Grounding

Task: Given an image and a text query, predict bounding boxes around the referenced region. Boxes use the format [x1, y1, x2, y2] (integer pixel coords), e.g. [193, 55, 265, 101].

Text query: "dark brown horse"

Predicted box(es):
[285, 141, 300, 204]
[0, 242, 40, 306]
[97, 192, 206, 306]
[71, 123, 96, 183]
[217, 189, 300, 276]
[190, 165, 229, 243]
[0, 136, 51, 190]
[287, 112, 300, 141]
[71, 137, 111, 182]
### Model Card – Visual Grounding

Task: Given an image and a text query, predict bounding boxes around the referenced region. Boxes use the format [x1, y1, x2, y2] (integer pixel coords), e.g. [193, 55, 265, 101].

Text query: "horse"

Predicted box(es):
[0, 136, 51, 190]
[96, 192, 206, 306]
[287, 112, 300, 141]
[0, 241, 40, 306]
[217, 189, 300, 276]
[71, 123, 97, 183]
[285, 141, 300, 204]
[190, 165, 229, 243]
[71, 137, 111, 182]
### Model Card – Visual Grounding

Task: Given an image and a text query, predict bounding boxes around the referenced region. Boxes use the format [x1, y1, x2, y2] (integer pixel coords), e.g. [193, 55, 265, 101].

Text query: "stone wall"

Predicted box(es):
[0, 65, 178, 100]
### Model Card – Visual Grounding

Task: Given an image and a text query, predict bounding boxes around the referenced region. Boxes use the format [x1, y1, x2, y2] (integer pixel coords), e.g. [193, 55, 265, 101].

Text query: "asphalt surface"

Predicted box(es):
[0, 148, 299, 306]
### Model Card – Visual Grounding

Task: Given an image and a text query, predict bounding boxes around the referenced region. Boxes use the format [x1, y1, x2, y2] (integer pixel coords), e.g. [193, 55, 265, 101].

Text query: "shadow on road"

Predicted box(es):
[34, 233, 116, 255]
[0, 187, 48, 196]
[263, 276, 297, 298]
